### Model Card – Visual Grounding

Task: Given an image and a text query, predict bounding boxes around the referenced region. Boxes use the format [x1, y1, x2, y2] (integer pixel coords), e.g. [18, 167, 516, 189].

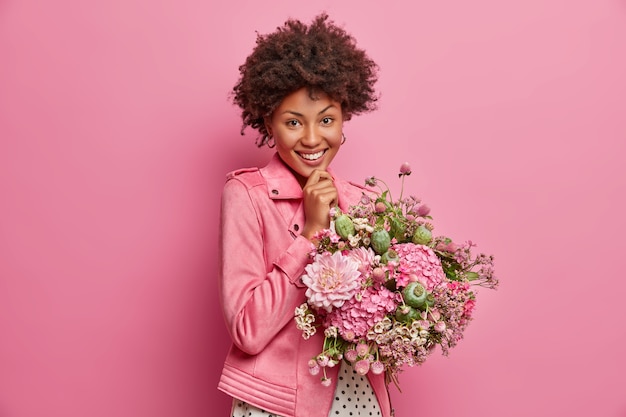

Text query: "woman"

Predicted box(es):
[217, 13, 391, 417]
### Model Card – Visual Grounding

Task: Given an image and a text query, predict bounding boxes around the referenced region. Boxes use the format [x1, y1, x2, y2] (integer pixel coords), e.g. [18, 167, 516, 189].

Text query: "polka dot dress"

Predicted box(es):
[230, 361, 381, 417]
[328, 360, 381, 416]
[230, 400, 281, 417]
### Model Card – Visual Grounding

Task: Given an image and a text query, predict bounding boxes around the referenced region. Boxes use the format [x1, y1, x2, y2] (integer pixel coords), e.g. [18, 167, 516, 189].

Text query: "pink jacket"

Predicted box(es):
[217, 154, 392, 417]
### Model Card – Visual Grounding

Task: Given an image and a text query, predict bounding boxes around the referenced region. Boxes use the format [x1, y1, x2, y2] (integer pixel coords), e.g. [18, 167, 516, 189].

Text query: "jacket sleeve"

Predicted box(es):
[218, 177, 314, 355]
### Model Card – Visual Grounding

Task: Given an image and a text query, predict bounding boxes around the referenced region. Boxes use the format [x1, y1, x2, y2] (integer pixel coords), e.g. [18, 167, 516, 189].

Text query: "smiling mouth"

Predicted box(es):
[298, 150, 326, 161]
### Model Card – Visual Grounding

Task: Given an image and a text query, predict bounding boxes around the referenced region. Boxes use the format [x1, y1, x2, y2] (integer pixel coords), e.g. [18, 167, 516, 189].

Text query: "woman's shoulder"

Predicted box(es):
[224, 166, 264, 187]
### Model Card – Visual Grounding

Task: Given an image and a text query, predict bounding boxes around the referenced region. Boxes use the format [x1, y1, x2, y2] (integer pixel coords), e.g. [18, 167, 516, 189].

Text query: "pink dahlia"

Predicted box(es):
[302, 251, 361, 312]
[347, 246, 376, 276]
[392, 243, 446, 290]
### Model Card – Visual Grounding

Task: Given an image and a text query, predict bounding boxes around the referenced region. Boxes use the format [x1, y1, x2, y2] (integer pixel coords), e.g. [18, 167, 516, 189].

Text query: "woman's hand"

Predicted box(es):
[301, 170, 337, 240]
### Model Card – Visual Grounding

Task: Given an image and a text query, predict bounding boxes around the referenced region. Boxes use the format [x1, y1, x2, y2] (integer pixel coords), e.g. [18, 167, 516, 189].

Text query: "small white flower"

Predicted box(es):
[324, 326, 338, 338]
[295, 303, 309, 315]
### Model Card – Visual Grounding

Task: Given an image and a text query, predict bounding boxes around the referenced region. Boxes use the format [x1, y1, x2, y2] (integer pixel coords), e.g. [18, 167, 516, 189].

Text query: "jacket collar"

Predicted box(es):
[260, 153, 339, 200]
[259, 153, 356, 213]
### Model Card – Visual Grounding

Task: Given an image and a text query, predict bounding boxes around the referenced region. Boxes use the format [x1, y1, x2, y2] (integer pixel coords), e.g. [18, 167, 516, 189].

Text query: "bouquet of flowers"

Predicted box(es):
[294, 163, 499, 390]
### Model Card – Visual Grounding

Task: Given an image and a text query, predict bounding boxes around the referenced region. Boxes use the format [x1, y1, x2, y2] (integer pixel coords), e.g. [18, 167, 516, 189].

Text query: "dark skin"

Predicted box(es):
[263, 87, 343, 243]
[301, 169, 338, 241]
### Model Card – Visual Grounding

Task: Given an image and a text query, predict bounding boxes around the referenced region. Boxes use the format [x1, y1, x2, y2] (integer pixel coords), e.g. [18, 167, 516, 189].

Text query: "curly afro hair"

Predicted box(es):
[232, 13, 379, 147]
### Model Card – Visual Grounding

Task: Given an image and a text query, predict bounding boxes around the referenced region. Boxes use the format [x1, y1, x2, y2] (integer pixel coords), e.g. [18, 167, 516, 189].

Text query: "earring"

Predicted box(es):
[341, 133, 347, 145]
[267, 135, 275, 148]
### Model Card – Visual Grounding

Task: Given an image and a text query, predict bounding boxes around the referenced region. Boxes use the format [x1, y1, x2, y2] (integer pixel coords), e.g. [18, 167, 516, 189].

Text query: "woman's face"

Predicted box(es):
[265, 87, 343, 188]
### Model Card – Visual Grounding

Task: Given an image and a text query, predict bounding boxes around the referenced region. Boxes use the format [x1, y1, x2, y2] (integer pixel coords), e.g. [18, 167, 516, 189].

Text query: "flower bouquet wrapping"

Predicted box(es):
[294, 163, 499, 390]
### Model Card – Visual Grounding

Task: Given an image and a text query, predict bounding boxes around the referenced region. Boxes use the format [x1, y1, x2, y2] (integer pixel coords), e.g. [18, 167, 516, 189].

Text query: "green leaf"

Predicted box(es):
[465, 271, 480, 281]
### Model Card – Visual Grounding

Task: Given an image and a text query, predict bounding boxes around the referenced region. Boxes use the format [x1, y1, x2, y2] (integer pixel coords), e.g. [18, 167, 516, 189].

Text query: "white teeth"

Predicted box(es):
[300, 150, 324, 161]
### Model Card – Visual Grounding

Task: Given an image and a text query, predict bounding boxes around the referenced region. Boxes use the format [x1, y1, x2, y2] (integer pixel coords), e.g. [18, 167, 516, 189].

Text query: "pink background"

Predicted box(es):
[1, 1, 625, 416]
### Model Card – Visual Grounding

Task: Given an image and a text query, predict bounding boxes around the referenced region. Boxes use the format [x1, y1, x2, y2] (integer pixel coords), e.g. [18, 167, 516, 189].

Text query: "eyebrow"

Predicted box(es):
[281, 104, 337, 117]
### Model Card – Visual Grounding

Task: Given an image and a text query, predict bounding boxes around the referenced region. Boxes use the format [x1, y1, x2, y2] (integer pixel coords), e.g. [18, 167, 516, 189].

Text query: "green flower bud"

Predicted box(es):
[371, 229, 391, 254]
[402, 282, 428, 309]
[380, 249, 399, 264]
[412, 225, 432, 245]
[395, 305, 419, 323]
[334, 214, 356, 239]
[424, 293, 435, 309]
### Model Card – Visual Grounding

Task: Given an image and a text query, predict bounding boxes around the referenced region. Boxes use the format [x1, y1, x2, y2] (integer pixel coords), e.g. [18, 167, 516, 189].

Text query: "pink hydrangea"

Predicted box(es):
[324, 285, 398, 338]
[392, 243, 445, 290]
[302, 251, 361, 312]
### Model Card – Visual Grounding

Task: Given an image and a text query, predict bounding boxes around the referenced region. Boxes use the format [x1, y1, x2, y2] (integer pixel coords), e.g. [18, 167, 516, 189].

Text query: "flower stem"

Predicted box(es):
[399, 175, 406, 202]
[375, 178, 393, 203]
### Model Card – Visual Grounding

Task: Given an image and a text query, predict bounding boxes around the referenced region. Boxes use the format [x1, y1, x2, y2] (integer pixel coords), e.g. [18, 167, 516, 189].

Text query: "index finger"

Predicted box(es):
[305, 169, 331, 186]
[312, 169, 334, 183]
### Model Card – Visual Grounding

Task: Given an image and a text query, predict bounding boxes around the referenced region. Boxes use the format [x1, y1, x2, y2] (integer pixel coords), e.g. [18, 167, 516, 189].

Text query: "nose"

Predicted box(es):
[300, 125, 323, 147]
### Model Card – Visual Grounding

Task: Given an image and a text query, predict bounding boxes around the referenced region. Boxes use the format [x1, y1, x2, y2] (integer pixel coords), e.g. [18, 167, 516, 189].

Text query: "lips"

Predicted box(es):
[297, 150, 326, 161]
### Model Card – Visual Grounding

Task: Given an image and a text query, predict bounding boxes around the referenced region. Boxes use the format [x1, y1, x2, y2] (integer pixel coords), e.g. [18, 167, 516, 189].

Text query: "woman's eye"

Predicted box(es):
[287, 120, 300, 127]
[321, 117, 333, 125]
